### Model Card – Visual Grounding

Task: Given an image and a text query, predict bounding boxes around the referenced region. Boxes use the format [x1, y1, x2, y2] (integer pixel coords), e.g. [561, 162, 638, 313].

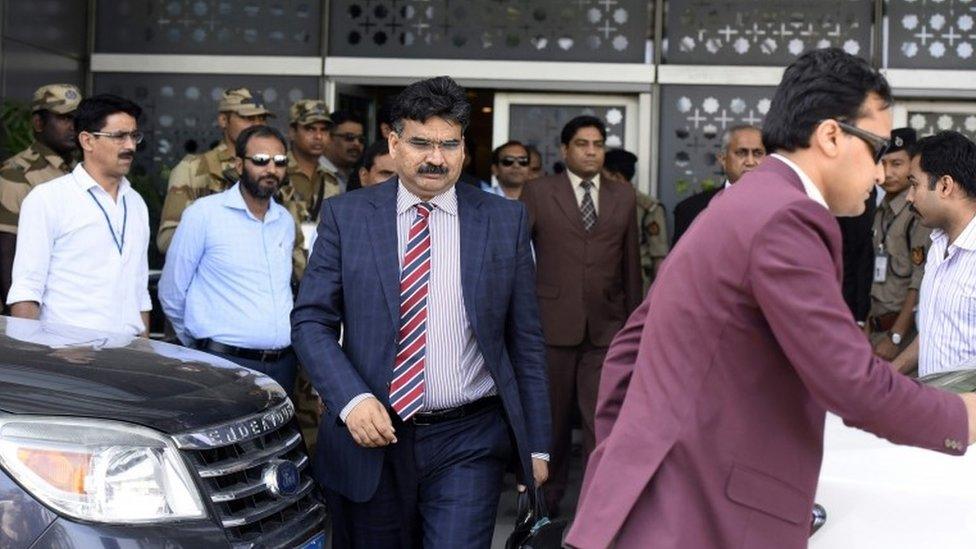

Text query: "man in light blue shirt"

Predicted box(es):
[159, 125, 297, 393]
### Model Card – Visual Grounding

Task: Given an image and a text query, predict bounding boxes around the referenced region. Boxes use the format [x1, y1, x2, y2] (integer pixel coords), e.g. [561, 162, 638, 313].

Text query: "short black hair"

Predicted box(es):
[604, 149, 638, 181]
[361, 140, 390, 171]
[390, 76, 470, 134]
[491, 140, 528, 165]
[762, 48, 892, 153]
[73, 94, 142, 136]
[560, 115, 607, 145]
[911, 131, 976, 198]
[235, 125, 288, 159]
[329, 110, 364, 130]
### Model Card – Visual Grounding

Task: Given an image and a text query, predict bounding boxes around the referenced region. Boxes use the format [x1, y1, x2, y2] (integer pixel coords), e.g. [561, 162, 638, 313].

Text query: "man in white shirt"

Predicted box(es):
[892, 131, 976, 377]
[7, 94, 151, 336]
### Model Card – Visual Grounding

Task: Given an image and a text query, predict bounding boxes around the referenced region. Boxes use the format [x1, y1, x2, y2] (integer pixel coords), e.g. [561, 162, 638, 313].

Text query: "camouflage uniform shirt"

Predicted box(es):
[636, 190, 669, 291]
[0, 141, 74, 234]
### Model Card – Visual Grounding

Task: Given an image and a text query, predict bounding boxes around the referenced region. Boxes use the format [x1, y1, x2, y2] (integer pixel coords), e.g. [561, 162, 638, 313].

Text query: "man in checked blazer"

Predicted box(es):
[519, 115, 643, 515]
[292, 76, 550, 548]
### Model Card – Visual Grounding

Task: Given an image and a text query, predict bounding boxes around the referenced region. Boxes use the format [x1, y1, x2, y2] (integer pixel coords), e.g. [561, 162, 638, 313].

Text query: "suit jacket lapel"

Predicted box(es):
[552, 173, 587, 237]
[457, 183, 488, 334]
[594, 179, 622, 234]
[368, 180, 401, 329]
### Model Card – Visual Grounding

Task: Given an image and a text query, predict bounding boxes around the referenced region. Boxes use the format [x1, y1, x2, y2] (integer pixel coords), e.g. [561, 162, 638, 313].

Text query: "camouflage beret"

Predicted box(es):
[290, 99, 332, 126]
[31, 84, 82, 114]
[218, 87, 274, 117]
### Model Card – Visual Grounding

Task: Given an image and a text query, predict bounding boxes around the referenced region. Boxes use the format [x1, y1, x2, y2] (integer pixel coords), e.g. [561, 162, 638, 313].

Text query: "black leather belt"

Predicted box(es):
[198, 338, 293, 362]
[411, 395, 501, 426]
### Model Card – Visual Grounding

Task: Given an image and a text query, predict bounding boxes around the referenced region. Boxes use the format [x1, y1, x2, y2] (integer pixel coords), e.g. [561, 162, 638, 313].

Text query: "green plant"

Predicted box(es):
[1, 100, 34, 159]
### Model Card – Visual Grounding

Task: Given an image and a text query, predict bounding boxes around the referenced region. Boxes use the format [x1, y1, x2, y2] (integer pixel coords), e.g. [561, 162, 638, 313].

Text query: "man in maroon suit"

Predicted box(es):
[520, 115, 642, 515]
[566, 48, 976, 549]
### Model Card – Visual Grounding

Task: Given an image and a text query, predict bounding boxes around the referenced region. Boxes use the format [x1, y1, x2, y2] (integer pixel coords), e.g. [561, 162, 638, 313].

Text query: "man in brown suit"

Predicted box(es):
[520, 115, 642, 514]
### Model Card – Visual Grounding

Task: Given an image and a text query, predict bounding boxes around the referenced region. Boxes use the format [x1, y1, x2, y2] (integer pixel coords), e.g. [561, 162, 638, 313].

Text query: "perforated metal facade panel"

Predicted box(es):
[328, 0, 648, 63]
[94, 0, 322, 55]
[508, 104, 629, 175]
[663, 0, 873, 64]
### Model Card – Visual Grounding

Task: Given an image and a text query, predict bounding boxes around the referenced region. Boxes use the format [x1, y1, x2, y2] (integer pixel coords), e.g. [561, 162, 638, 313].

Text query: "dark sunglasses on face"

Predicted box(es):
[332, 132, 366, 144]
[500, 156, 530, 167]
[833, 120, 890, 164]
[245, 154, 288, 167]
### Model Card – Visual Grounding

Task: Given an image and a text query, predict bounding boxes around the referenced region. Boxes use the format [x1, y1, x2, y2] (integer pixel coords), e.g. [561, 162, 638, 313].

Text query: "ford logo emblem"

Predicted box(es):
[263, 459, 301, 498]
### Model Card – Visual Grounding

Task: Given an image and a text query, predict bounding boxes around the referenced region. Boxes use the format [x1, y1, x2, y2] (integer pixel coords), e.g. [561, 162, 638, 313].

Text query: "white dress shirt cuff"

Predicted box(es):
[6, 284, 42, 307]
[531, 453, 550, 461]
[339, 393, 374, 423]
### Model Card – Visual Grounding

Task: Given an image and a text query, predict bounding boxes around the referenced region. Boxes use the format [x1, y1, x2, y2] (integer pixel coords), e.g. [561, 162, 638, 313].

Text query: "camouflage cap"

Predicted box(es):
[290, 99, 332, 126]
[218, 87, 274, 117]
[31, 84, 82, 114]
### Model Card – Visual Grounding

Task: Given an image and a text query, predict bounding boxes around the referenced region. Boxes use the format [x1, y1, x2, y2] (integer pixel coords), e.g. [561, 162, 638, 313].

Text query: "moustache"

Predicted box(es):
[417, 164, 448, 175]
[259, 175, 281, 185]
[118, 151, 135, 160]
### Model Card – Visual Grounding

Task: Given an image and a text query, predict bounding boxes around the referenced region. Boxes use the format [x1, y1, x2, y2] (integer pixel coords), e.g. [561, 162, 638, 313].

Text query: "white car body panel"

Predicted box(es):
[811, 413, 976, 547]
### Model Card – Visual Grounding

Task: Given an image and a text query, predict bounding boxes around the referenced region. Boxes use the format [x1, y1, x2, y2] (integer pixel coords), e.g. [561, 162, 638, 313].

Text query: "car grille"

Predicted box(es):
[173, 400, 326, 548]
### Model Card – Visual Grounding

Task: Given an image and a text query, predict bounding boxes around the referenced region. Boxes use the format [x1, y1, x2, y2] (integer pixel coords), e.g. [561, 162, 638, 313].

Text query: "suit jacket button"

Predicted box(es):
[945, 438, 953, 449]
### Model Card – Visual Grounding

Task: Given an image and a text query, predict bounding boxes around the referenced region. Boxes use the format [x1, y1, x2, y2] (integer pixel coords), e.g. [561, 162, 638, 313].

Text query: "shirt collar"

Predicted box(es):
[32, 141, 71, 170]
[396, 179, 458, 216]
[318, 155, 340, 176]
[567, 169, 601, 191]
[723, 179, 732, 189]
[72, 163, 131, 197]
[770, 154, 828, 210]
[223, 182, 284, 222]
[952, 212, 976, 252]
[883, 187, 910, 216]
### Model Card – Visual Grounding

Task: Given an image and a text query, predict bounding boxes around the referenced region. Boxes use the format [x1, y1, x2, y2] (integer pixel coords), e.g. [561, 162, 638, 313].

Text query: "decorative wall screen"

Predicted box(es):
[94, 0, 322, 55]
[887, 0, 976, 69]
[663, 0, 873, 64]
[906, 110, 976, 142]
[93, 73, 318, 185]
[505, 102, 631, 177]
[658, 85, 774, 235]
[328, 0, 648, 62]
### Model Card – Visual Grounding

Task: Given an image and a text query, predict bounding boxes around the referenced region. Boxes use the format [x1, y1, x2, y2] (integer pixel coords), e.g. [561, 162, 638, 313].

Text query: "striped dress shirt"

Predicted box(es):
[395, 183, 496, 411]
[918, 213, 976, 377]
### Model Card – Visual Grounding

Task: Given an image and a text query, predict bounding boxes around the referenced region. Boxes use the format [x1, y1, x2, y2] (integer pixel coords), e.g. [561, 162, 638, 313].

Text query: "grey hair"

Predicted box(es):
[720, 124, 762, 152]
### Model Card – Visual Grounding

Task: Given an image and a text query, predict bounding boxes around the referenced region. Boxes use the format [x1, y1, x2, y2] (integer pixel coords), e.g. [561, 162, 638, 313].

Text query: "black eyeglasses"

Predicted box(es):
[331, 132, 366, 144]
[500, 156, 530, 167]
[833, 120, 890, 164]
[245, 154, 288, 167]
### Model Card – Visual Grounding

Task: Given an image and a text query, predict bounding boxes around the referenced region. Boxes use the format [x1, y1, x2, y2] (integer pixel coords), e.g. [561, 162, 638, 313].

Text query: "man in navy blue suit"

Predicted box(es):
[292, 76, 551, 548]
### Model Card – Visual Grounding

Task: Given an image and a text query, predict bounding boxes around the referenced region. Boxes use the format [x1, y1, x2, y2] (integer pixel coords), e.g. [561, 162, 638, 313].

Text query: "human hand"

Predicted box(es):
[962, 393, 976, 445]
[874, 338, 900, 361]
[345, 397, 397, 448]
[517, 457, 549, 491]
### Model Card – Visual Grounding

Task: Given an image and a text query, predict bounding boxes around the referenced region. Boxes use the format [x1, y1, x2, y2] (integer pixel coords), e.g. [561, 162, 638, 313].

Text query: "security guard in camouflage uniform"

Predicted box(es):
[868, 128, 931, 363]
[604, 149, 668, 291]
[157, 87, 272, 254]
[285, 100, 341, 240]
[0, 84, 81, 309]
[285, 100, 342, 453]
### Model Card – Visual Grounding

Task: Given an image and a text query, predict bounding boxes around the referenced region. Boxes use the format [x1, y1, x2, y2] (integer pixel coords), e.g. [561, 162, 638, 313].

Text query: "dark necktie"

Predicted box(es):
[580, 180, 597, 232]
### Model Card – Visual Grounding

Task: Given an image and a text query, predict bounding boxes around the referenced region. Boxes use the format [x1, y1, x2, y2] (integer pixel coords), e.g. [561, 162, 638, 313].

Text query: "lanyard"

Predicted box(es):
[87, 188, 127, 254]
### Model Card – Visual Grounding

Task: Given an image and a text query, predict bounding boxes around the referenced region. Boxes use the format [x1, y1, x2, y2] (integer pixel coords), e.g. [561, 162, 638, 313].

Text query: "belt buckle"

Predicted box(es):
[260, 349, 276, 362]
[411, 414, 434, 426]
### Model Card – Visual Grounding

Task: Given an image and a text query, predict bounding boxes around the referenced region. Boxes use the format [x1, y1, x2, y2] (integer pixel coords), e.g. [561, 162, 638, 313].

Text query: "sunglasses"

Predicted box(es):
[332, 132, 366, 144]
[245, 154, 288, 167]
[500, 156, 530, 167]
[834, 120, 890, 164]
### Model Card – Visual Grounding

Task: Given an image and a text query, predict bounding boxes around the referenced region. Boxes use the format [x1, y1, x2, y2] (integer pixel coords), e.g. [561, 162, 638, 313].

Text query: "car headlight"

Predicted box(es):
[0, 416, 206, 523]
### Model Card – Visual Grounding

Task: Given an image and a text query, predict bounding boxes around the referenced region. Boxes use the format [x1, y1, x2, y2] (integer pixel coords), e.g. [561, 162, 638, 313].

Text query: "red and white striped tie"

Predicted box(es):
[389, 202, 433, 420]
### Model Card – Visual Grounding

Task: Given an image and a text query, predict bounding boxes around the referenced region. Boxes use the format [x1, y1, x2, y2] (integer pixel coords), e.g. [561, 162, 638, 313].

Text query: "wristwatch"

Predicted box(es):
[890, 332, 903, 345]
